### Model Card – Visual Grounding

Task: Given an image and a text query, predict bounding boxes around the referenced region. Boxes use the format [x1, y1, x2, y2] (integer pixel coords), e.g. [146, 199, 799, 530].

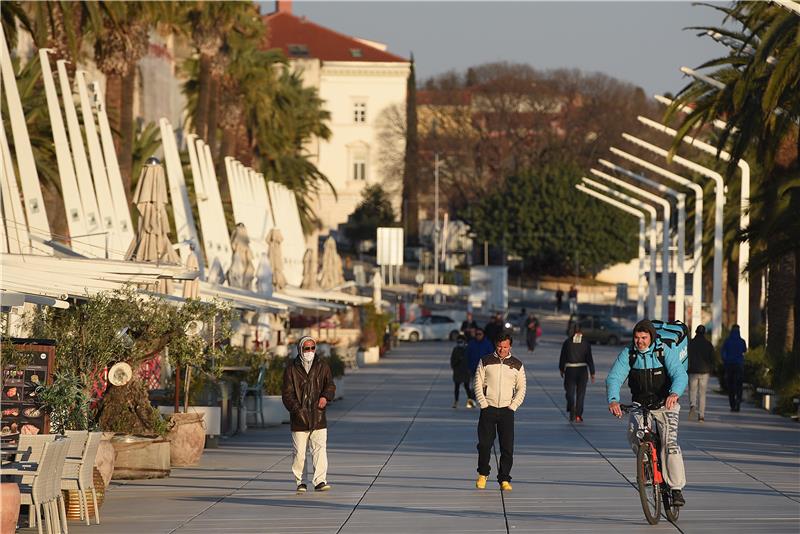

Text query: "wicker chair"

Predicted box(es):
[60, 431, 102, 526]
[47, 437, 70, 534]
[4, 435, 56, 532]
[5, 438, 66, 534]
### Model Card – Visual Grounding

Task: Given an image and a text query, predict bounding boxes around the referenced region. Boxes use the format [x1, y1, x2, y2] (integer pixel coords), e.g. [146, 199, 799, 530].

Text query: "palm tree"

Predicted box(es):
[666, 2, 799, 357]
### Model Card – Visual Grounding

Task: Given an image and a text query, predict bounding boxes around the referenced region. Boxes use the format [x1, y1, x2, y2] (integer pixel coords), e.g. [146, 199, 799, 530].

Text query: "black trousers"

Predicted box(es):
[477, 406, 514, 482]
[564, 367, 589, 418]
[454, 381, 474, 402]
[725, 363, 744, 410]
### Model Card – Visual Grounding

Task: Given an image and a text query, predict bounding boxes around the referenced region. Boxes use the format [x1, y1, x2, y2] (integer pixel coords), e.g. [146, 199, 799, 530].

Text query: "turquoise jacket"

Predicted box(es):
[605, 341, 688, 404]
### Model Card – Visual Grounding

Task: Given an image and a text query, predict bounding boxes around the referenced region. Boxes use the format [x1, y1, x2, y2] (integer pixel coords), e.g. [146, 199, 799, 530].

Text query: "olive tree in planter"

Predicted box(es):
[357, 305, 390, 365]
[329, 350, 346, 400]
[262, 355, 290, 425]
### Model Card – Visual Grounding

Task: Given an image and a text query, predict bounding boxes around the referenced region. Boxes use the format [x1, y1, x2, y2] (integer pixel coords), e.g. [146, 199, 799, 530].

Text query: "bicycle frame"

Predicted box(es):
[624, 404, 665, 484]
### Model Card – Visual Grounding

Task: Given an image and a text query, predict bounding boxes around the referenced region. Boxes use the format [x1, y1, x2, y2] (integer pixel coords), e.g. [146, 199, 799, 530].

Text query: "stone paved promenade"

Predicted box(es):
[59, 316, 799, 533]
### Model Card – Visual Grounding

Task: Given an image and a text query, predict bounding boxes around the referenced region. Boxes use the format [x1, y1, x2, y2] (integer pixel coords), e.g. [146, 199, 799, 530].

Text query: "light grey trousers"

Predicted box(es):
[627, 403, 686, 490]
[688, 373, 710, 417]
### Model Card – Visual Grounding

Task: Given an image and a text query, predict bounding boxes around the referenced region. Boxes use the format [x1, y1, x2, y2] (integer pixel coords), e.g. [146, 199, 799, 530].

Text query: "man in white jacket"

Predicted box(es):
[473, 332, 527, 491]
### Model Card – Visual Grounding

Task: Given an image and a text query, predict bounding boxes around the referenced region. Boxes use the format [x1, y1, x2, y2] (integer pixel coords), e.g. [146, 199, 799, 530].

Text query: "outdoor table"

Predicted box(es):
[219, 367, 251, 435]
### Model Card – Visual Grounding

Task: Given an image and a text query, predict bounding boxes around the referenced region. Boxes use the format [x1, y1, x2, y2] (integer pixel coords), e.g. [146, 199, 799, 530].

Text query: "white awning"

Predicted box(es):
[281, 286, 372, 306]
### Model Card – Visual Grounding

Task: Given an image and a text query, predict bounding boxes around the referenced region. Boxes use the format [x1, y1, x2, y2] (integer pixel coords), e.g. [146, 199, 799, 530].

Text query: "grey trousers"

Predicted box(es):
[688, 373, 710, 417]
[627, 403, 686, 490]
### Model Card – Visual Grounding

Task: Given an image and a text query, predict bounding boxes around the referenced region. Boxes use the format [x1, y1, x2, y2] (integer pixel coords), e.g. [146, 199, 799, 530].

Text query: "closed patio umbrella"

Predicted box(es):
[227, 223, 255, 290]
[268, 228, 287, 291]
[319, 236, 345, 290]
[126, 158, 179, 293]
[301, 248, 318, 289]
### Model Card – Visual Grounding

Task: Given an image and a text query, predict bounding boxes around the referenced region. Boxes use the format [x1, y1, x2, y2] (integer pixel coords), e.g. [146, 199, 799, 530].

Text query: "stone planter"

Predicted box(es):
[165, 412, 206, 467]
[111, 434, 171, 479]
[333, 376, 345, 400]
[158, 406, 221, 439]
[357, 346, 380, 366]
[262, 395, 287, 426]
[0, 483, 20, 534]
[95, 432, 117, 488]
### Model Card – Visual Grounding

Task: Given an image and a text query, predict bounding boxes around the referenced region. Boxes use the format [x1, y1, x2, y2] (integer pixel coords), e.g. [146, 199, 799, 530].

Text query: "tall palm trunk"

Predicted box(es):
[207, 77, 219, 159]
[119, 68, 136, 203]
[194, 55, 212, 140]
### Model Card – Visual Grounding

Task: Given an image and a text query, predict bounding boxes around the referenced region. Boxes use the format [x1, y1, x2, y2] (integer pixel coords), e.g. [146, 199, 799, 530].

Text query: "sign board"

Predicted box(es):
[469, 266, 508, 312]
[376, 227, 404, 266]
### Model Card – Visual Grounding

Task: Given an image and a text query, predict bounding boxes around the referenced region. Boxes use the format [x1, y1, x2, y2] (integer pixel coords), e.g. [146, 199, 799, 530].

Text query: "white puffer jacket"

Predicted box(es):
[474, 352, 527, 411]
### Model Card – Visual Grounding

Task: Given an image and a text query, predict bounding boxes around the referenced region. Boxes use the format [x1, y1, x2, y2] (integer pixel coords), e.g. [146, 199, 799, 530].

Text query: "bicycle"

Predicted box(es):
[620, 403, 680, 525]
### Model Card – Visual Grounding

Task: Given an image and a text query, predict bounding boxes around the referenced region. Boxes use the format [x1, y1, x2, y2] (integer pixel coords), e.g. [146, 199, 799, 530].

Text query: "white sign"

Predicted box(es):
[470, 266, 508, 312]
[376, 227, 404, 266]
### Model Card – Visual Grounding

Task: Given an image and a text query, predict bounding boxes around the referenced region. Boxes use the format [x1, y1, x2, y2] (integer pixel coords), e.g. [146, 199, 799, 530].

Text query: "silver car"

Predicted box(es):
[397, 315, 461, 342]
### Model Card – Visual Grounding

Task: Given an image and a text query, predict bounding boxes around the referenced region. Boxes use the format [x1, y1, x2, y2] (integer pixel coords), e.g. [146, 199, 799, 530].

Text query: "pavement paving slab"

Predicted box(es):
[49, 314, 799, 534]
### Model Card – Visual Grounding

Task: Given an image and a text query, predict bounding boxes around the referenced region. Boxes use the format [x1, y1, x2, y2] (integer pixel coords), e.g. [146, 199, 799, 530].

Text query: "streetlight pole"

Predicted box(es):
[576, 184, 648, 318]
[599, 159, 687, 323]
[610, 143, 704, 332]
[433, 152, 439, 301]
[590, 168, 672, 320]
[581, 177, 659, 318]
[638, 114, 750, 345]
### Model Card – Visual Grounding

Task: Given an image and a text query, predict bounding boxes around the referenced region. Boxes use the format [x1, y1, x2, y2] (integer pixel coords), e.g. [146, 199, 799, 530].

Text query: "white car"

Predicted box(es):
[397, 315, 461, 342]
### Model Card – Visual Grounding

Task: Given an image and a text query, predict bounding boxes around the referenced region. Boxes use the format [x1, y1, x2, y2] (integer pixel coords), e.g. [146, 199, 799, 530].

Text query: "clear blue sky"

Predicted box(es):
[267, 1, 730, 97]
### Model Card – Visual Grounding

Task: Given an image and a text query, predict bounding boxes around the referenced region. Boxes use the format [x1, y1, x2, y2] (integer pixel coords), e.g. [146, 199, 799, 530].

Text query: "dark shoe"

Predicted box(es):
[575, 416, 583, 423]
[296, 483, 307, 493]
[671, 489, 685, 507]
[314, 482, 331, 492]
[569, 414, 575, 422]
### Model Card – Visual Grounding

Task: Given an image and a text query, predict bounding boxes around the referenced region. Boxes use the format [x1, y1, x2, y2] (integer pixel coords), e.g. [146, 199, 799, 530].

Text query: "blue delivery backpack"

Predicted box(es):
[628, 320, 689, 372]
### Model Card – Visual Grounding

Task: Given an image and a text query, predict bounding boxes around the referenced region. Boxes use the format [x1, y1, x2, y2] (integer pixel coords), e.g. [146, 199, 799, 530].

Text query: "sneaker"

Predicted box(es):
[476, 475, 487, 489]
[575, 416, 583, 423]
[452, 401, 458, 409]
[698, 416, 705, 422]
[466, 399, 475, 409]
[569, 413, 575, 422]
[314, 482, 331, 492]
[296, 483, 307, 493]
[671, 489, 685, 507]
[500, 481, 513, 491]
[688, 407, 697, 420]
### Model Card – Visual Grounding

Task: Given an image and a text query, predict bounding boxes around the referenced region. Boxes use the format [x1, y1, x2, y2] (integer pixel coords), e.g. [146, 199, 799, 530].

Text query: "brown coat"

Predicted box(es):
[281, 356, 336, 431]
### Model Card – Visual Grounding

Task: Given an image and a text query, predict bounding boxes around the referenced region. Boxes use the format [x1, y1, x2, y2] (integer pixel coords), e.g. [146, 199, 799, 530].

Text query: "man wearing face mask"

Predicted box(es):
[282, 336, 336, 493]
[474, 333, 526, 492]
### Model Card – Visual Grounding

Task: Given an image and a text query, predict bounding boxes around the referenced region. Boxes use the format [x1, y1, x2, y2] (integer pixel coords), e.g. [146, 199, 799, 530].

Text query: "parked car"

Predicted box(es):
[397, 315, 461, 342]
[566, 313, 629, 345]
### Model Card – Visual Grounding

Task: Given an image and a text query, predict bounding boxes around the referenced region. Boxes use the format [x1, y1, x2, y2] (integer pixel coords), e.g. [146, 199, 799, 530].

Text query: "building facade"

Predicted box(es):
[264, 1, 409, 234]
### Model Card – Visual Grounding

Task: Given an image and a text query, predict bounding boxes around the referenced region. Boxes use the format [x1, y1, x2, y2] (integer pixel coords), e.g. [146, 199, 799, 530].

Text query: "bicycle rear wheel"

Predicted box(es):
[636, 443, 661, 525]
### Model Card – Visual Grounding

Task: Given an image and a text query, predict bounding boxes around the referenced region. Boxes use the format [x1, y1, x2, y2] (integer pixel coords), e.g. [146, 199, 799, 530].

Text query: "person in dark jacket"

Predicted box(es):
[687, 325, 714, 421]
[450, 335, 475, 408]
[461, 312, 478, 340]
[484, 313, 504, 345]
[282, 336, 336, 493]
[525, 314, 540, 353]
[721, 324, 747, 412]
[559, 325, 595, 422]
[467, 329, 494, 377]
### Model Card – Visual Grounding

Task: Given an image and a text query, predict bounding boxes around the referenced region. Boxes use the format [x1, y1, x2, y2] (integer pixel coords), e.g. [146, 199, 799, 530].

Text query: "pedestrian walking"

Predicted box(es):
[484, 313, 504, 345]
[687, 325, 714, 422]
[568, 285, 578, 315]
[555, 287, 564, 313]
[525, 314, 540, 353]
[474, 333, 527, 491]
[461, 311, 478, 340]
[467, 328, 494, 379]
[721, 325, 747, 412]
[450, 335, 475, 408]
[559, 325, 595, 422]
[281, 336, 336, 493]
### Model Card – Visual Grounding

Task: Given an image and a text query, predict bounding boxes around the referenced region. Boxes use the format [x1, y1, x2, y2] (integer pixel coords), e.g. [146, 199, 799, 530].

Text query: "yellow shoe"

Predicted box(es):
[500, 481, 513, 492]
[475, 475, 487, 489]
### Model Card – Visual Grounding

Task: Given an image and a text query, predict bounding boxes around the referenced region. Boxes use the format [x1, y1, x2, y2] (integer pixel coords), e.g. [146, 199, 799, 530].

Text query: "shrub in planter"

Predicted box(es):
[359, 304, 390, 351]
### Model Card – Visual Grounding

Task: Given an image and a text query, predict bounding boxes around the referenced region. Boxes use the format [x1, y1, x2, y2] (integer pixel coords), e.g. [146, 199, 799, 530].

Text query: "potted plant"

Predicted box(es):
[357, 305, 389, 365]
[329, 349, 346, 400]
[261, 355, 289, 425]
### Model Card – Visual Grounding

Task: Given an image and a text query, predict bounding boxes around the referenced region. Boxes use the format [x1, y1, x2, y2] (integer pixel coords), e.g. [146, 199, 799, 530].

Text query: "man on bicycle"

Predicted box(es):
[606, 319, 688, 507]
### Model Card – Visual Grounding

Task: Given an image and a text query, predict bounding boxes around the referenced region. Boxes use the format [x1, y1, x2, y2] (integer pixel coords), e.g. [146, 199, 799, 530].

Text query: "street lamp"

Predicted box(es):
[609, 144, 704, 332]
[599, 159, 687, 323]
[575, 184, 648, 318]
[581, 177, 659, 318]
[590, 168, 672, 320]
[638, 113, 750, 345]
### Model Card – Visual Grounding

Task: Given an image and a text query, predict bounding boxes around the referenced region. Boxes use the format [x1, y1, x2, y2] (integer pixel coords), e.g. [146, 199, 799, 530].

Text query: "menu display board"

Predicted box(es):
[1, 339, 54, 441]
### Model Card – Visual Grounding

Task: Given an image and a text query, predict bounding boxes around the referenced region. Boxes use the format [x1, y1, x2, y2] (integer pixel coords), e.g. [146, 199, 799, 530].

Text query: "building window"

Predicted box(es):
[353, 101, 366, 123]
[353, 159, 367, 181]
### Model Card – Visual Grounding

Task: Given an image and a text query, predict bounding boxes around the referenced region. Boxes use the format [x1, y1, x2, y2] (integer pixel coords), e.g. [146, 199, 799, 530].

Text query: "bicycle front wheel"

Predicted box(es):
[636, 443, 661, 525]
[663, 486, 680, 523]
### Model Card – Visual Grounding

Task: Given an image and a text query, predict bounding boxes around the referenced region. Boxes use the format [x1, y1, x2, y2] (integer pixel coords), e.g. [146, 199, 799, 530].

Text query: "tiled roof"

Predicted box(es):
[263, 11, 407, 63]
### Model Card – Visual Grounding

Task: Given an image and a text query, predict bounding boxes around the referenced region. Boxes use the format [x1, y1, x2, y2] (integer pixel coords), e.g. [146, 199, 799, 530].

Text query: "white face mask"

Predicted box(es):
[573, 333, 583, 343]
[301, 351, 315, 362]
